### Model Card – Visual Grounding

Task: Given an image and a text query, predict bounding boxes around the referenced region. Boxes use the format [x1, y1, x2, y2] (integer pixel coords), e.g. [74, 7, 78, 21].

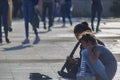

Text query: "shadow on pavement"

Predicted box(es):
[3, 44, 32, 51]
[29, 73, 52, 80]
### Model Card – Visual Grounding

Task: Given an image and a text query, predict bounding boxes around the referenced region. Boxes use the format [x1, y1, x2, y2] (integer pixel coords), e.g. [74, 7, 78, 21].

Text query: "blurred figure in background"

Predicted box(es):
[12, 0, 23, 18]
[60, 0, 73, 27]
[53, 0, 61, 22]
[91, 0, 103, 32]
[0, 0, 11, 43]
[22, 0, 40, 44]
[40, 0, 54, 31]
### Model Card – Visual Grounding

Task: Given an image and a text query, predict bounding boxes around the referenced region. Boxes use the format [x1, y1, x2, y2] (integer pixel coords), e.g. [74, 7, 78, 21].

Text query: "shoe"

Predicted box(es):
[70, 21, 72, 26]
[6, 38, 11, 43]
[8, 27, 13, 32]
[48, 27, 52, 31]
[91, 24, 94, 31]
[33, 37, 40, 44]
[61, 24, 65, 27]
[96, 29, 101, 32]
[0, 38, 2, 44]
[22, 38, 30, 44]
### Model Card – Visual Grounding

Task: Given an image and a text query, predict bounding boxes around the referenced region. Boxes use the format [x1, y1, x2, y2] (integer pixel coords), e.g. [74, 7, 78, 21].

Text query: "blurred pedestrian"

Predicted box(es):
[0, 0, 11, 43]
[40, 0, 54, 31]
[12, 0, 23, 18]
[22, 0, 40, 44]
[60, 0, 73, 27]
[53, 0, 61, 22]
[91, 0, 103, 32]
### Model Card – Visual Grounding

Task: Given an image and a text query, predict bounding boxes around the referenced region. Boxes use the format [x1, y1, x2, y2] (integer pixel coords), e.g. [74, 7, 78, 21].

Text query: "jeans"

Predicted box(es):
[0, 2, 9, 39]
[23, 0, 38, 38]
[61, 1, 72, 26]
[42, 2, 54, 28]
[91, 4, 102, 31]
[83, 50, 109, 80]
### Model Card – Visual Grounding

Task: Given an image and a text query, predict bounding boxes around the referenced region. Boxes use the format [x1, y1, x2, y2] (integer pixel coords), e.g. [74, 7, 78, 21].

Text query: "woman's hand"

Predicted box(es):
[89, 49, 100, 64]
[67, 56, 77, 64]
[34, 5, 39, 13]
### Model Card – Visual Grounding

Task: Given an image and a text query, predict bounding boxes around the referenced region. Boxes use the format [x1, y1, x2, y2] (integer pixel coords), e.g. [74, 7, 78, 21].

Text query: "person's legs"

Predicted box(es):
[65, 2, 72, 26]
[42, 2, 47, 29]
[28, 3, 40, 44]
[91, 6, 96, 31]
[96, 8, 102, 32]
[0, 15, 2, 43]
[106, 62, 117, 80]
[12, 0, 19, 17]
[22, 3, 30, 44]
[48, 2, 54, 31]
[61, 4, 66, 27]
[84, 52, 109, 80]
[23, 5, 29, 39]
[2, 3, 10, 43]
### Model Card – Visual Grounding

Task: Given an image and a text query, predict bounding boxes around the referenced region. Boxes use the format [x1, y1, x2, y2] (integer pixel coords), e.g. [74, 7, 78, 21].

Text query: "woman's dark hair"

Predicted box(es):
[74, 21, 91, 34]
[80, 32, 97, 45]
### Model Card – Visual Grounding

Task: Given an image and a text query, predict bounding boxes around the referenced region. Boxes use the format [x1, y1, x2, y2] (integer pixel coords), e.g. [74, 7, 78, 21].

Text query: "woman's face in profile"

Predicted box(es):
[75, 33, 82, 40]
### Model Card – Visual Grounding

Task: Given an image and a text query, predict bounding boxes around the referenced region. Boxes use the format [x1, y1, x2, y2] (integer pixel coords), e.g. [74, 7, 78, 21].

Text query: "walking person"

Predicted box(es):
[40, 0, 54, 31]
[60, 0, 73, 27]
[12, 0, 23, 18]
[22, 0, 40, 44]
[91, 0, 103, 32]
[0, 0, 11, 43]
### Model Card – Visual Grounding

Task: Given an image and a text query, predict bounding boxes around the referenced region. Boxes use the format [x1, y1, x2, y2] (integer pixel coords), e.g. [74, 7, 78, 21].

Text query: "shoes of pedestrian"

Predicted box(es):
[96, 29, 101, 32]
[70, 21, 72, 26]
[0, 38, 2, 44]
[58, 71, 63, 77]
[22, 38, 30, 44]
[6, 38, 11, 43]
[33, 36, 40, 44]
[8, 27, 13, 32]
[48, 27, 52, 31]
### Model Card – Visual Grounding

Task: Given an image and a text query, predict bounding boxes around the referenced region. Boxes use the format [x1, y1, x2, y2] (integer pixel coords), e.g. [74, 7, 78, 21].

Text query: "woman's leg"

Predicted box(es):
[65, 2, 72, 26]
[91, 5, 96, 31]
[2, 3, 10, 43]
[0, 15, 2, 43]
[96, 8, 102, 32]
[48, 2, 54, 31]
[22, 3, 30, 44]
[84, 52, 109, 80]
[28, 3, 40, 44]
[42, 2, 47, 29]
[61, 4, 66, 26]
[23, 4, 29, 39]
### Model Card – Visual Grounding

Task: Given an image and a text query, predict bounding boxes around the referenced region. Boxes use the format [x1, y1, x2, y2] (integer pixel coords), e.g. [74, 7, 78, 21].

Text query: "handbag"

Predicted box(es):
[31, 12, 40, 29]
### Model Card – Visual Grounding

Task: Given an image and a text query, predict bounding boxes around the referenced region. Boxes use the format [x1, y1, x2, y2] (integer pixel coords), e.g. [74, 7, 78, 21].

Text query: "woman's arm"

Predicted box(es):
[89, 47, 100, 64]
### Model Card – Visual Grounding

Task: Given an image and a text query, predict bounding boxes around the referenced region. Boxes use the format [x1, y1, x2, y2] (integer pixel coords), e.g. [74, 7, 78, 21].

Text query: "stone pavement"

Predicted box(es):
[0, 18, 120, 80]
